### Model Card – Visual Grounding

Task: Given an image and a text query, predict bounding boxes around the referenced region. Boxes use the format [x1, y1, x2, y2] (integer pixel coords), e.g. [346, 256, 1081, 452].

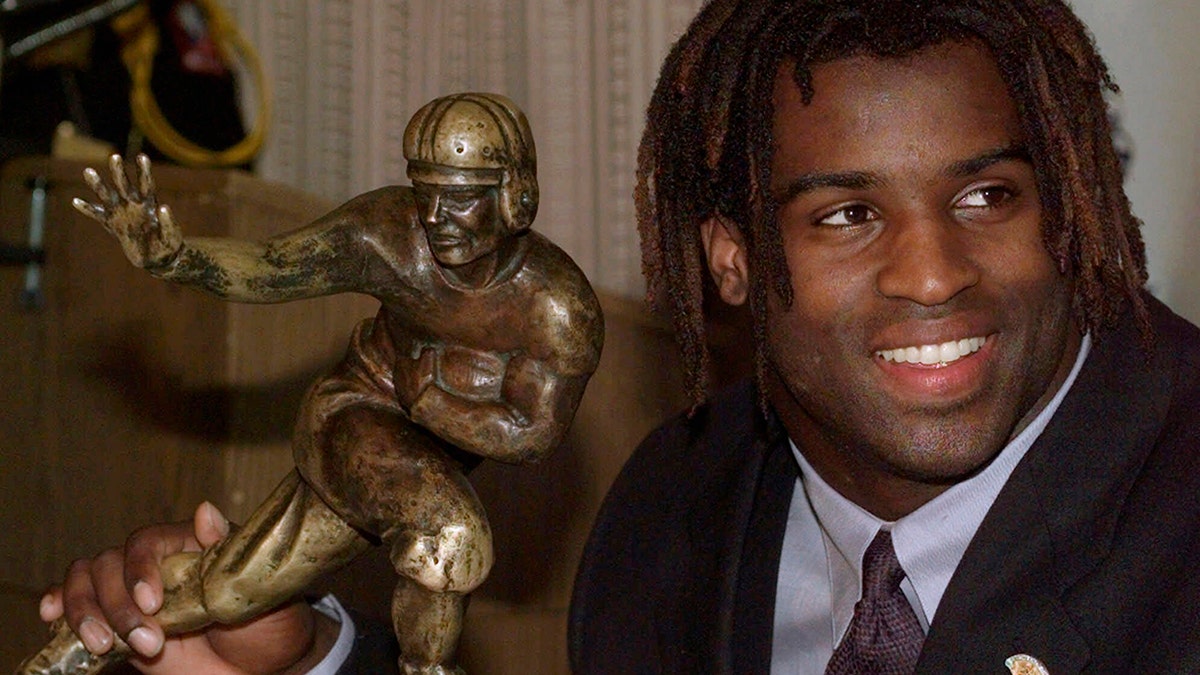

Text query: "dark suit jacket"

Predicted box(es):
[569, 296, 1200, 673]
[335, 609, 400, 674]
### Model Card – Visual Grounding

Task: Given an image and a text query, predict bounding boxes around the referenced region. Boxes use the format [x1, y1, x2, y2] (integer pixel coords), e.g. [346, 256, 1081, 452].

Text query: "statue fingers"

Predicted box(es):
[119, 205, 181, 268]
[82, 167, 117, 209]
[108, 155, 139, 204]
[157, 204, 181, 243]
[148, 205, 185, 265]
[136, 154, 157, 206]
[71, 198, 108, 227]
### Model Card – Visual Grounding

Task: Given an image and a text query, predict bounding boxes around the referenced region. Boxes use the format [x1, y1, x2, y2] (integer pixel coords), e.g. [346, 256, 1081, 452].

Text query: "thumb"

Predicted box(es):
[193, 502, 232, 549]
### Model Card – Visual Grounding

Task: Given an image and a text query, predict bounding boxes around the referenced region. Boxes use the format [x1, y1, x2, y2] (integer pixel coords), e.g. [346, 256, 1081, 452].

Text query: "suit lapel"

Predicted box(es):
[920, 303, 1174, 673]
[654, 387, 794, 673]
[731, 427, 799, 671]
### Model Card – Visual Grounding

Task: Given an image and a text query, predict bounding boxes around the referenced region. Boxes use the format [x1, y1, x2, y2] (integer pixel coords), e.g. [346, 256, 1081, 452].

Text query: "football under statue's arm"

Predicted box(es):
[408, 285, 604, 464]
[408, 352, 594, 465]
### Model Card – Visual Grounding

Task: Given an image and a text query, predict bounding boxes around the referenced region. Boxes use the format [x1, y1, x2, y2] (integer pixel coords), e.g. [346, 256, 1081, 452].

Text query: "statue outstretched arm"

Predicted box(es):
[73, 154, 364, 303]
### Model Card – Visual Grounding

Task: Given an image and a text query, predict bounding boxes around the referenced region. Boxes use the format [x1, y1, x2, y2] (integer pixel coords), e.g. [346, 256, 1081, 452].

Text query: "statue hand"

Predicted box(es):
[38, 503, 334, 675]
[72, 154, 184, 270]
[399, 346, 438, 409]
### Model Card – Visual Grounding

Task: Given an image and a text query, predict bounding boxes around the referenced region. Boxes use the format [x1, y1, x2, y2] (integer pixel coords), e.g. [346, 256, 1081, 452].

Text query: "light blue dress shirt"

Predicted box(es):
[308, 594, 357, 675]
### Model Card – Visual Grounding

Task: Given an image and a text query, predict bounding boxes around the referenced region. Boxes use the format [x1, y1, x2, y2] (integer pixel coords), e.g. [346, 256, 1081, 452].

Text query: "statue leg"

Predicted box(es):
[21, 320, 388, 675]
[382, 459, 492, 675]
[391, 580, 468, 675]
[289, 316, 494, 673]
[302, 398, 492, 674]
[195, 469, 372, 624]
[18, 471, 371, 675]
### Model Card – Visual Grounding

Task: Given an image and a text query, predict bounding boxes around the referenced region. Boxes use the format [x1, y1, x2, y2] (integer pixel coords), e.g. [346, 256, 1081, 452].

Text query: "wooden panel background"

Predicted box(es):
[0, 157, 230, 666]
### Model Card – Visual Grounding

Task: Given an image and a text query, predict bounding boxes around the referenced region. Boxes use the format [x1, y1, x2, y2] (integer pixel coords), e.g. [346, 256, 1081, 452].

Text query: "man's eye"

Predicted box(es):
[956, 185, 1012, 209]
[817, 204, 876, 227]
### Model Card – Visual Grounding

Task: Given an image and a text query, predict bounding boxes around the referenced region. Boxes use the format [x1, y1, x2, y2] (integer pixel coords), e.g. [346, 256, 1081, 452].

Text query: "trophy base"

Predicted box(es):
[14, 620, 127, 675]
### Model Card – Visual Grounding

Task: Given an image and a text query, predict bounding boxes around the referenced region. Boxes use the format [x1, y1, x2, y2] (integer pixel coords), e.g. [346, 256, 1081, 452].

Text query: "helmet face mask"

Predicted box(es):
[404, 93, 539, 233]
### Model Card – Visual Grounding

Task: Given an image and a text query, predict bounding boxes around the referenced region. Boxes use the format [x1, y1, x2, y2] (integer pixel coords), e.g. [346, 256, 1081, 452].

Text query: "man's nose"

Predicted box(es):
[423, 193, 443, 224]
[875, 216, 980, 306]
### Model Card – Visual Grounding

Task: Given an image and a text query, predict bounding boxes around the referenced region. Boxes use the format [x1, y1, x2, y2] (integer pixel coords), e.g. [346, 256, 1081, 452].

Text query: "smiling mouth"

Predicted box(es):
[876, 336, 987, 366]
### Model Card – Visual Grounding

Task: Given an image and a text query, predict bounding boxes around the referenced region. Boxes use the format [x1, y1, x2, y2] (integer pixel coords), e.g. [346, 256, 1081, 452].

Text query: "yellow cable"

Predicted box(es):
[113, 0, 270, 167]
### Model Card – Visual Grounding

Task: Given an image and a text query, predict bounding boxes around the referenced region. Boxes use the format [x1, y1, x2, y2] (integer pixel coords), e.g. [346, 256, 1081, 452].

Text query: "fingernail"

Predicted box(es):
[38, 594, 54, 621]
[203, 501, 230, 537]
[133, 581, 159, 614]
[78, 618, 112, 653]
[128, 626, 163, 657]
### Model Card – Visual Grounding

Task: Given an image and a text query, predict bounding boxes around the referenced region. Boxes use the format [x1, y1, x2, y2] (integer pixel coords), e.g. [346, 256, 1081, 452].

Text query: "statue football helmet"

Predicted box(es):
[404, 92, 538, 232]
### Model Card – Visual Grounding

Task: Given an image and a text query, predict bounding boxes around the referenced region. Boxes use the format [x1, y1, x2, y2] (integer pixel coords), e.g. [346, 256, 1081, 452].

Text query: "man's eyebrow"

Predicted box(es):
[769, 146, 1032, 205]
[770, 171, 881, 205]
[946, 146, 1032, 177]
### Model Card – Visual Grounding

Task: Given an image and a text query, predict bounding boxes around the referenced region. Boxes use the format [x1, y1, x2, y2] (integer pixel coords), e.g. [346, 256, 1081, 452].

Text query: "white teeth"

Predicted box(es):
[920, 344, 941, 365]
[877, 337, 986, 365]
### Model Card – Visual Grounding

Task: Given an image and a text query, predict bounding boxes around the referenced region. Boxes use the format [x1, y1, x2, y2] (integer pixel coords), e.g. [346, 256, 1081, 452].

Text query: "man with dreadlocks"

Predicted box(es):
[29, 0, 1200, 673]
[570, 0, 1200, 673]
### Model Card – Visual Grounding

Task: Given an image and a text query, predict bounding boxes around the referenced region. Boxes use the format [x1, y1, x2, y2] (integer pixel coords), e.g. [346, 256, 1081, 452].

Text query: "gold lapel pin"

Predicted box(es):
[1006, 654, 1050, 675]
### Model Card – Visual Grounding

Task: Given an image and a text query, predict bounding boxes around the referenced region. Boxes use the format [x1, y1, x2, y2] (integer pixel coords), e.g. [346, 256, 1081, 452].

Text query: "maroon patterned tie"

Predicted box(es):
[825, 530, 925, 675]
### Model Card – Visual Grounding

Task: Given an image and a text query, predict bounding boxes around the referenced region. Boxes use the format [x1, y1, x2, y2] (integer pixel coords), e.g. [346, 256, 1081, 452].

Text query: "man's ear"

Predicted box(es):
[700, 216, 749, 306]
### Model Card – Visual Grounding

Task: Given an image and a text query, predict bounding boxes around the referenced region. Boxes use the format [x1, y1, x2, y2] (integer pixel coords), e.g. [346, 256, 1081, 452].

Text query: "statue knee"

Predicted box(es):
[392, 523, 493, 593]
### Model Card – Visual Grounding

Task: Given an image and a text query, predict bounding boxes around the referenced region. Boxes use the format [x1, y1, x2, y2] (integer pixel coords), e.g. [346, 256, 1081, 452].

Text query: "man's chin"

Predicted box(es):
[870, 436, 1010, 486]
[854, 410, 1016, 481]
[433, 249, 472, 267]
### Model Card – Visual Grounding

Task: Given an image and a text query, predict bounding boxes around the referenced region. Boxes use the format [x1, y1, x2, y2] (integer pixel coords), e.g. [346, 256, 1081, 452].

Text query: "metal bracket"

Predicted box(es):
[0, 241, 44, 265]
[0, 176, 48, 309]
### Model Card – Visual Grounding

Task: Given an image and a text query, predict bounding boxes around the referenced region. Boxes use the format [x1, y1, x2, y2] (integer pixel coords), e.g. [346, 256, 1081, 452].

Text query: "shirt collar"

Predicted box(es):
[791, 333, 1091, 625]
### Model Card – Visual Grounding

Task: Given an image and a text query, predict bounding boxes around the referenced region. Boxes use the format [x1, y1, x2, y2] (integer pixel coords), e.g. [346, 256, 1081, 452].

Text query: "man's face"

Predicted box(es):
[412, 181, 506, 268]
[707, 41, 1081, 516]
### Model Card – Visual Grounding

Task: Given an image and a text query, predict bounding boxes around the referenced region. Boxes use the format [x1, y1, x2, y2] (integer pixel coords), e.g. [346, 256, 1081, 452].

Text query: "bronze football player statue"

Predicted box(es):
[19, 92, 604, 675]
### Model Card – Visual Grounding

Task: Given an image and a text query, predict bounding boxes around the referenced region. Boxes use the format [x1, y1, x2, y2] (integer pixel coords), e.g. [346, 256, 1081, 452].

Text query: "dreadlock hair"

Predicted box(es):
[637, 0, 1149, 408]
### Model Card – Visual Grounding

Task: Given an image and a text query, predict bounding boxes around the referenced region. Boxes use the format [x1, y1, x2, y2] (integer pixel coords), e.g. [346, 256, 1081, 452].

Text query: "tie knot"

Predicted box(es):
[862, 530, 905, 598]
[826, 529, 925, 674]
